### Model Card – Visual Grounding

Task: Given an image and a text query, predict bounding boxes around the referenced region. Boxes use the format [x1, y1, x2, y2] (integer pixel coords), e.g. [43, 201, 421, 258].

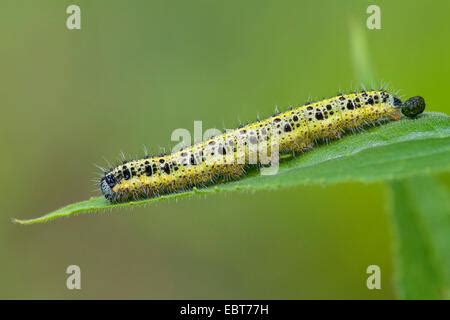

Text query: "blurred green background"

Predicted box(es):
[1, 0, 449, 299]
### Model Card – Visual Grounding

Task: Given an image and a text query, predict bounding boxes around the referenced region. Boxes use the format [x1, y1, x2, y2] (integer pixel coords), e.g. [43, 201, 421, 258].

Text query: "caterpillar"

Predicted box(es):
[99, 90, 425, 203]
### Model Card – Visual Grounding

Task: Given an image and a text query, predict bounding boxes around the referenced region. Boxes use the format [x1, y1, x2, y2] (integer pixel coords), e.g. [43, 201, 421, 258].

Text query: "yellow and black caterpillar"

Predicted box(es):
[100, 90, 425, 203]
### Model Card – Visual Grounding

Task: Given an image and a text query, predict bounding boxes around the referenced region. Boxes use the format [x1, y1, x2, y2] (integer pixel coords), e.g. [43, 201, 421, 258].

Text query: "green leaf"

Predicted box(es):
[388, 176, 450, 299]
[14, 112, 450, 225]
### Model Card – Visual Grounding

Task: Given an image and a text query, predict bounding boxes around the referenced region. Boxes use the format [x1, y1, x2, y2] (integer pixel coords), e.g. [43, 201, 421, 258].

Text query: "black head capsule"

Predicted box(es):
[401, 96, 426, 118]
[100, 174, 117, 200]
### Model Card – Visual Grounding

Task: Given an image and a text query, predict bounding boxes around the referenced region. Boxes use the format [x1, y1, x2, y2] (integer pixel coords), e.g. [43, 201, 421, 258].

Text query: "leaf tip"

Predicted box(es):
[11, 218, 26, 225]
[11, 217, 44, 225]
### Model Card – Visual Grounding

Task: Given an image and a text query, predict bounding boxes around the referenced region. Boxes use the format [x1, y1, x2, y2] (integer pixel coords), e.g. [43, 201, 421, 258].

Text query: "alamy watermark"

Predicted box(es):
[366, 265, 381, 290]
[366, 5, 381, 30]
[169, 121, 281, 175]
[66, 5, 81, 30]
[66, 265, 81, 290]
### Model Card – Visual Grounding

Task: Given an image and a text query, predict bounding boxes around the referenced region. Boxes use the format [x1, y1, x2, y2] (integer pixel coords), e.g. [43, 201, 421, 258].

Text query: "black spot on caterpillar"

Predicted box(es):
[99, 91, 425, 203]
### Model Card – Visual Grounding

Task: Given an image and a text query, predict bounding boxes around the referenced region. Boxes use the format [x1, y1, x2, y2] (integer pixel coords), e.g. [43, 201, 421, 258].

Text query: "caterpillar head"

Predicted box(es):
[100, 174, 117, 201]
[401, 96, 426, 118]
